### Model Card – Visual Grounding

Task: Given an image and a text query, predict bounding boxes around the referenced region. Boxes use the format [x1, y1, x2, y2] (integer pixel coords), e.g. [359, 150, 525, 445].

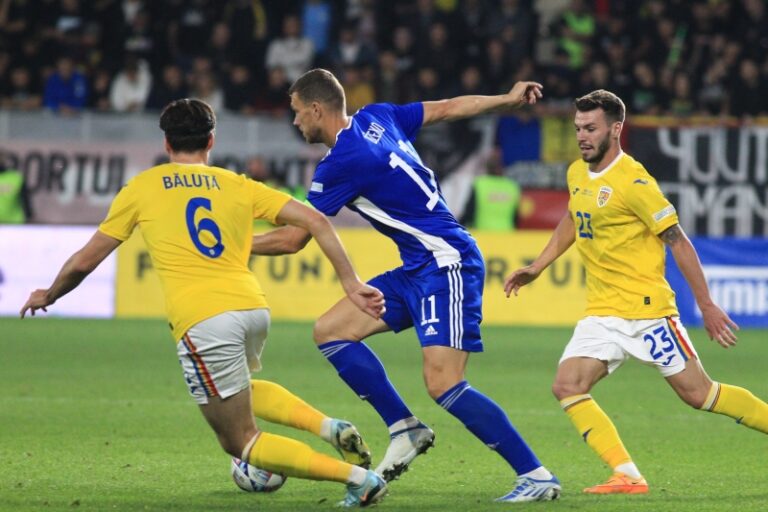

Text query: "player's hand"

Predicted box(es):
[700, 302, 739, 348]
[503, 265, 542, 297]
[508, 81, 544, 107]
[348, 283, 386, 320]
[20, 289, 53, 319]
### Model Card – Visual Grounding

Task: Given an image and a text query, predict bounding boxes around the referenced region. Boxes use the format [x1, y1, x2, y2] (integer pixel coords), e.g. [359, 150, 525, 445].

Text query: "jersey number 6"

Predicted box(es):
[186, 197, 225, 258]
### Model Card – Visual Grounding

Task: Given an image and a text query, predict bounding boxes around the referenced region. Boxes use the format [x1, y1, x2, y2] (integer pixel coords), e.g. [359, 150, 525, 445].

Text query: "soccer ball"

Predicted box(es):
[231, 457, 287, 493]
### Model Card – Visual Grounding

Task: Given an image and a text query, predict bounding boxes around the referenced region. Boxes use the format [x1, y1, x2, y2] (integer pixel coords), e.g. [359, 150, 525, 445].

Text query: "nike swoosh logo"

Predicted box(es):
[582, 429, 592, 442]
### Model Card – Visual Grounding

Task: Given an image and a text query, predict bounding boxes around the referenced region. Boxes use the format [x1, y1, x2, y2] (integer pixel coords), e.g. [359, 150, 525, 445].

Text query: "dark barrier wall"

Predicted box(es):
[627, 121, 768, 237]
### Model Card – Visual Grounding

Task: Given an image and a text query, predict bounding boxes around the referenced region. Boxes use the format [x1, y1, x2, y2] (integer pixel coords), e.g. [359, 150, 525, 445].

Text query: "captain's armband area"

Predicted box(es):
[659, 224, 684, 246]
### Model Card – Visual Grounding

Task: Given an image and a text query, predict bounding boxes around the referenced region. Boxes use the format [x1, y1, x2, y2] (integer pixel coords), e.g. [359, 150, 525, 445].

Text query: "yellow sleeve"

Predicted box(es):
[624, 175, 678, 235]
[250, 180, 293, 224]
[98, 183, 139, 241]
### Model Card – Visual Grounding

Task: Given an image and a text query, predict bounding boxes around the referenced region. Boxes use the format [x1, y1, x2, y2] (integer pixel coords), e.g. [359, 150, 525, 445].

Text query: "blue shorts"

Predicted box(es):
[369, 256, 484, 352]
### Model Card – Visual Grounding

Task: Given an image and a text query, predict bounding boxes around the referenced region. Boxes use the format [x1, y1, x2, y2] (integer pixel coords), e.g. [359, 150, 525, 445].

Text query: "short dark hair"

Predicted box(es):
[159, 99, 216, 152]
[574, 90, 626, 124]
[288, 68, 345, 113]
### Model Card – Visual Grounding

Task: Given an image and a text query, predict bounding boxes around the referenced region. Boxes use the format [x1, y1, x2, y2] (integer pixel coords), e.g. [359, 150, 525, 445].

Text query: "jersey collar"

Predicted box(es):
[587, 151, 624, 180]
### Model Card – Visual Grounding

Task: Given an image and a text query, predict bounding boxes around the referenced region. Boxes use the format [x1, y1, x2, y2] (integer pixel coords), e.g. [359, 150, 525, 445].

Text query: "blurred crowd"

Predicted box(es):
[1, 0, 766, 118]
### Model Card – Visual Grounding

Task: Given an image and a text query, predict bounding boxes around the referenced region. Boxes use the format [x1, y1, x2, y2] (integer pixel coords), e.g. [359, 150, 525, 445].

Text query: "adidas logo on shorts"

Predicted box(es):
[424, 325, 438, 336]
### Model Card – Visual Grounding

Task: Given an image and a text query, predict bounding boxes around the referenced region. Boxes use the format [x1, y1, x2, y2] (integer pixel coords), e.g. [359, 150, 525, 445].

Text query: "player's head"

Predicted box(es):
[159, 98, 216, 154]
[288, 68, 346, 145]
[573, 90, 625, 165]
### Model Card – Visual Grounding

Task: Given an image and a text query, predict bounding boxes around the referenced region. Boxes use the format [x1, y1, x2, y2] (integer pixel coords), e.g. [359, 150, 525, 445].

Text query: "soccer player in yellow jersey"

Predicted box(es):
[19, 99, 388, 507]
[504, 90, 768, 495]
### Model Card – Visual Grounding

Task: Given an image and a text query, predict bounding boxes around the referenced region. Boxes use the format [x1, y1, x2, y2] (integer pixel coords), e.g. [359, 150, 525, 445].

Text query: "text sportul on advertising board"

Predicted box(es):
[0, 225, 116, 317]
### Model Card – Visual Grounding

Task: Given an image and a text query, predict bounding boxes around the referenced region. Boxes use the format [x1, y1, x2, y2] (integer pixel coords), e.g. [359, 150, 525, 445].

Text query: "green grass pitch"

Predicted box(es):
[1, 317, 766, 511]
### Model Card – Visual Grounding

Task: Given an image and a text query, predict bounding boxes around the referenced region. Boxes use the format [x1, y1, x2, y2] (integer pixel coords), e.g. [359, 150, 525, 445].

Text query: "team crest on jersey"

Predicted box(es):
[363, 122, 385, 144]
[597, 186, 612, 207]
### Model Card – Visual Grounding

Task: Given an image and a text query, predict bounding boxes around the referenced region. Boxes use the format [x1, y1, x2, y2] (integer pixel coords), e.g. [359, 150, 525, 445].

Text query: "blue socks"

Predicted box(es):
[318, 340, 412, 426]
[437, 380, 541, 475]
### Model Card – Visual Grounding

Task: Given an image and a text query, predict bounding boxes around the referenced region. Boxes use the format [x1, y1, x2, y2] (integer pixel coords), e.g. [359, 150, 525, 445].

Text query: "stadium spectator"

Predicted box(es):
[223, 64, 255, 114]
[252, 66, 291, 117]
[109, 56, 152, 112]
[1, 66, 41, 110]
[341, 66, 374, 114]
[122, 8, 158, 70]
[87, 67, 112, 112]
[146, 64, 188, 111]
[551, 0, 595, 69]
[43, 55, 88, 115]
[0, 0, 33, 56]
[461, 146, 521, 231]
[329, 24, 377, 71]
[188, 70, 223, 112]
[251, 68, 560, 503]
[0, 152, 31, 223]
[302, 0, 333, 57]
[629, 61, 664, 115]
[20, 97, 388, 508]
[505, 89, 768, 496]
[374, 50, 411, 104]
[729, 58, 768, 118]
[667, 71, 695, 117]
[265, 14, 314, 83]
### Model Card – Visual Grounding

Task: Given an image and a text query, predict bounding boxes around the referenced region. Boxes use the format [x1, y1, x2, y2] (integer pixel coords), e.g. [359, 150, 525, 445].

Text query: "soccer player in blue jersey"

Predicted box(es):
[251, 68, 560, 502]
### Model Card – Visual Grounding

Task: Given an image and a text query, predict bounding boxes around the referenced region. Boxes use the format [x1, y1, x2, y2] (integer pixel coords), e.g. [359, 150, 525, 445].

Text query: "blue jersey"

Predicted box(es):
[307, 102, 477, 272]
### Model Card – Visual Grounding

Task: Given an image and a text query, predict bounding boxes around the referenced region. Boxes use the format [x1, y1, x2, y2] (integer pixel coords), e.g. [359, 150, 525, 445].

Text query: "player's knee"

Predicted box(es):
[423, 369, 461, 400]
[551, 380, 586, 401]
[680, 388, 709, 409]
[312, 315, 335, 344]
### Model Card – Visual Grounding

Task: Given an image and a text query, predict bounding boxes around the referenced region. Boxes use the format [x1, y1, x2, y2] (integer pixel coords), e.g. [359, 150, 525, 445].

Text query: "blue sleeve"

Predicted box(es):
[307, 157, 359, 216]
[388, 102, 424, 142]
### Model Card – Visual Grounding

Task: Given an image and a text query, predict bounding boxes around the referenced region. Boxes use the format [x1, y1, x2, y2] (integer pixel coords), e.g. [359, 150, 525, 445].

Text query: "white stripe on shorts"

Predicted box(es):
[448, 263, 464, 350]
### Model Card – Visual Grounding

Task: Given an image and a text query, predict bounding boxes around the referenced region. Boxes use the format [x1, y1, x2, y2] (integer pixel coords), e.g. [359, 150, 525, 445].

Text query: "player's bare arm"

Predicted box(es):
[274, 199, 385, 319]
[251, 225, 312, 255]
[504, 213, 575, 297]
[20, 231, 122, 318]
[422, 81, 543, 126]
[660, 224, 739, 347]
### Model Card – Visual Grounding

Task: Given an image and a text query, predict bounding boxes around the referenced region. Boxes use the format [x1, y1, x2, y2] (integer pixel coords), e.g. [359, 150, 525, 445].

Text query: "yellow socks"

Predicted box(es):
[561, 394, 634, 470]
[247, 432, 353, 482]
[702, 382, 768, 434]
[251, 380, 325, 435]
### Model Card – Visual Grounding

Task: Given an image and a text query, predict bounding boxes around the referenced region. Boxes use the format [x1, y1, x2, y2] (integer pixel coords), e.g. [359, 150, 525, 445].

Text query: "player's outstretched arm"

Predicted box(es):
[660, 224, 739, 347]
[504, 212, 575, 297]
[422, 81, 543, 126]
[274, 199, 385, 319]
[251, 225, 312, 255]
[20, 231, 122, 318]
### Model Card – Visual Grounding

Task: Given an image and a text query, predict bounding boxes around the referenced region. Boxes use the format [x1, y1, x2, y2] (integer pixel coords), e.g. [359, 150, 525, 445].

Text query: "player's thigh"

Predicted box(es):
[313, 296, 391, 343]
[665, 358, 713, 408]
[406, 263, 484, 352]
[198, 385, 258, 456]
[177, 309, 268, 405]
[313, 268, 408, 343]
[552, 356, 609, 399]
[555, 316, 629, 374]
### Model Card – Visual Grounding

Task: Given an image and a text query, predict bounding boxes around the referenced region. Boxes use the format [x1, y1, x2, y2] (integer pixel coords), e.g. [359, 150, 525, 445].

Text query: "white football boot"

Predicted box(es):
[374, 422, 435, 482]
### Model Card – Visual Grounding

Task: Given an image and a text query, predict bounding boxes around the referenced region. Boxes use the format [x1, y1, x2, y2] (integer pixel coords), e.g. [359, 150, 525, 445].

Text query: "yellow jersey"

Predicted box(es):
[567, 152, 679, 319]
[99, 162, 292, 340]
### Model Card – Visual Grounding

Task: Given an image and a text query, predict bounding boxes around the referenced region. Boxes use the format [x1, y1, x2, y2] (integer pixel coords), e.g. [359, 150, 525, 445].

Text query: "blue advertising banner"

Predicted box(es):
[666, 238, 768, 327]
